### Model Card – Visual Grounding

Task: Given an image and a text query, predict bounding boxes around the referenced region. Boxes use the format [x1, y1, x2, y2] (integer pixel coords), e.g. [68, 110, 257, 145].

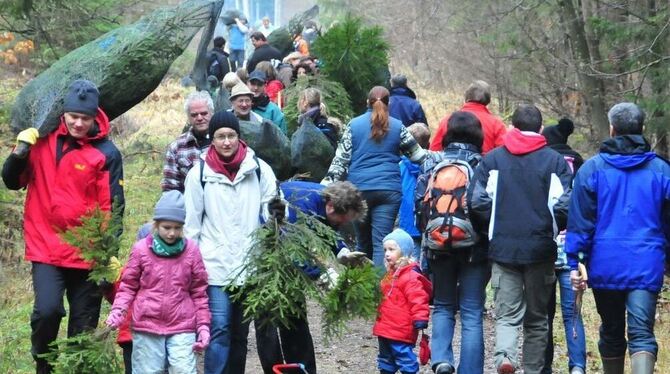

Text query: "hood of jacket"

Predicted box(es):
[390, 86, 417, 99]
[503, 128, 547, 155]
[599, 135, 656, 169]
[55, 107, 110, 144]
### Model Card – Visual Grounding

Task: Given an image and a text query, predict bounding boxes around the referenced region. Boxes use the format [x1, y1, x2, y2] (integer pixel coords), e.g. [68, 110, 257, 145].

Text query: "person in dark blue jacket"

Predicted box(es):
[388, 74, 428, 127]
[254, 180, 368, 374]
[468, 104, 572, 374]
[567, 103, 670, 374]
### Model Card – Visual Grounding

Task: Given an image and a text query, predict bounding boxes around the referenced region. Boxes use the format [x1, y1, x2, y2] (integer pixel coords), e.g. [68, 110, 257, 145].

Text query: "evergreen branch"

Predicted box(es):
[39, 326, 123, 374]
[59, 200, 123, 284]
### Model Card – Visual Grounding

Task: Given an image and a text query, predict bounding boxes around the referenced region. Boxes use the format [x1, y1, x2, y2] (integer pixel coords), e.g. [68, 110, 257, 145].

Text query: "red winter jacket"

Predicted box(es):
[373, 262, 432, 344]
[111, 236, 210, 335]
[429, 102, 507, 154]
[3, 109, 124, 269]
[103, 267, 133, 344]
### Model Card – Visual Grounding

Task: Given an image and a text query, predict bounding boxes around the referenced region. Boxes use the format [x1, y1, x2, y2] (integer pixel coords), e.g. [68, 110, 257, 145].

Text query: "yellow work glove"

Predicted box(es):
[16, 128, 39, 146]
[108, 256, 122, 281]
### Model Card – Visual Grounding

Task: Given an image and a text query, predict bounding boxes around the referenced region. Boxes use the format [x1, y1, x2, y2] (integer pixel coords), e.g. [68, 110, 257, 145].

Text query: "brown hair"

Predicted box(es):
[321, 181, 368, 220]
[368, 86, 390, 142]
[255, 61, 277, 81]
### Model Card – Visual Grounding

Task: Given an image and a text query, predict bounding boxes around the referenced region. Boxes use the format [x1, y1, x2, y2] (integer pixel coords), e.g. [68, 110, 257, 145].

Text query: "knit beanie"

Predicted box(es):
[209, 111, 241, 140]
[542, 118, 574, 145]
[383, 229, 414, 257]
[63, 79, 100, 116]
[153, 190, 186, 224]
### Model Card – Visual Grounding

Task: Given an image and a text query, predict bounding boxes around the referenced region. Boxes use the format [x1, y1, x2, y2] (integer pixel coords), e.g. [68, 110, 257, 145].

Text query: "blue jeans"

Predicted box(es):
[428, 255, 486, 374]
[377, 337, 419, 373]
[592, 289, 658, 357]
[229, 49, 244, 71]
[132, 331, 196, 373]
[542, 270, 586, 373]
[204, 286, 231, 374]
[355, 190, 402, 268]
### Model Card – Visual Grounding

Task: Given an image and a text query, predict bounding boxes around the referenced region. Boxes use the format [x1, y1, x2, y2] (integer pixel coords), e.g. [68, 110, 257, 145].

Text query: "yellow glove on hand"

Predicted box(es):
[16, 128, 39, 146]
[108, 256, 122, 282]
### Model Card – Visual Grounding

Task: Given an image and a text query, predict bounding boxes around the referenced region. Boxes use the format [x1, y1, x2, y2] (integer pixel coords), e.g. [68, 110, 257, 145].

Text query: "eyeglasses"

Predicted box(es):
[189, 111, 210, 118]
[213, 133, 238, 142]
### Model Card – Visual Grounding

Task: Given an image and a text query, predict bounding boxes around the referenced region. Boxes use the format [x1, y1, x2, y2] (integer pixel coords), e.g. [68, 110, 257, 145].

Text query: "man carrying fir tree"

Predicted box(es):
[255, 180, 368, 374]
[2, 79, 124, 374]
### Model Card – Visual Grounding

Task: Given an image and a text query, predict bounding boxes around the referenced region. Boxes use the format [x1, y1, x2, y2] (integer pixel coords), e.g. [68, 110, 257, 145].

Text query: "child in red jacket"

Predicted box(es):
[373, 229, 432, 374]
[105, 191, 210, 373]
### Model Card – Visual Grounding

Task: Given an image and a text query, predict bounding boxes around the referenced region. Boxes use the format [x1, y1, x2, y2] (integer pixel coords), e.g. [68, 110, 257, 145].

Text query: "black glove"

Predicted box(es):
[268, 197, 286, 222]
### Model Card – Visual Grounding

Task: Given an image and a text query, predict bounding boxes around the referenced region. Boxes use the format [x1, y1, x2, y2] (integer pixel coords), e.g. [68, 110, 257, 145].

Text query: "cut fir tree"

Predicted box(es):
[229, 210, 380, 339]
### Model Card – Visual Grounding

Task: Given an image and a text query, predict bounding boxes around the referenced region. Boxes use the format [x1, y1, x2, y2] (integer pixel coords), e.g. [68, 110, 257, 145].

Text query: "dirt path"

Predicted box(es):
[241, 301, 500, 374]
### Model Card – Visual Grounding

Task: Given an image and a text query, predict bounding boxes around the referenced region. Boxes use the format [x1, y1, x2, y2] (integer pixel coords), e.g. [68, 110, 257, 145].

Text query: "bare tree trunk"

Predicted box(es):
[558, 0, 610, 142]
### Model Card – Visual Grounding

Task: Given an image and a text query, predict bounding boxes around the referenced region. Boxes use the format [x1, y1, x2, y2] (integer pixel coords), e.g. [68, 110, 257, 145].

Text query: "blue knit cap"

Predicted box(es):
[383, 229, 414, 257]
[153, 190, 186, 224]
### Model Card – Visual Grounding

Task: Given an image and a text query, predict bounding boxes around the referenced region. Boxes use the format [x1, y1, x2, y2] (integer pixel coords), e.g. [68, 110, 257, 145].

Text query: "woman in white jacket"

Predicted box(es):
[183, 111, 281, 374]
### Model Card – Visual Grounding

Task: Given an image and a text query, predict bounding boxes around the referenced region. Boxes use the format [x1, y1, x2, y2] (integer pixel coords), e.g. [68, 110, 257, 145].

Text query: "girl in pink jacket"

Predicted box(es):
[106, 190, 210, 373]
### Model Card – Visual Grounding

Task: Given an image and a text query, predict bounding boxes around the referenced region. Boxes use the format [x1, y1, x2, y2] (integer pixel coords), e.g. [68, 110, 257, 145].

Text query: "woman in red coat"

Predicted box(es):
[373, 229, 431, 374]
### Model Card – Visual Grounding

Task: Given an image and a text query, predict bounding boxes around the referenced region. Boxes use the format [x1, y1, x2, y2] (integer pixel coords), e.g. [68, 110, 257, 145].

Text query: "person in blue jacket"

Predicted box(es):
[399, 122, 431, 261]
[567, 102, 670, 374]
[322, 86, 427, 268]
[255, 180, 368, 374]
[388, 74, 428, 127]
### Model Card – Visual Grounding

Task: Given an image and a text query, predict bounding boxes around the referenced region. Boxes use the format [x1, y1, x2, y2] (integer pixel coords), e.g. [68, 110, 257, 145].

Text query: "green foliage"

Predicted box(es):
[0, 0, 142, 67]
[282, 74, 354, 136]
[59, 202, 123, 284]
[230, 212, 338, 329]
[311, 14, 390, 113]
[321, 263, 381, 339]
[39, 327, 123, 374]
[230, 210, 380, 339]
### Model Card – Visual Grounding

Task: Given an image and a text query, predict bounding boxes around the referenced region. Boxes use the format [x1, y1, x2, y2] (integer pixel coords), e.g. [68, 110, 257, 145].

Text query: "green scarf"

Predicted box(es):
[151, 234, 185, 257]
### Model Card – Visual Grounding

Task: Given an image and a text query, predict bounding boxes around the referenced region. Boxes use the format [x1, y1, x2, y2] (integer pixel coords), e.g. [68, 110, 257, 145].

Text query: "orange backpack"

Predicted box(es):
[421, 159, 478, 252]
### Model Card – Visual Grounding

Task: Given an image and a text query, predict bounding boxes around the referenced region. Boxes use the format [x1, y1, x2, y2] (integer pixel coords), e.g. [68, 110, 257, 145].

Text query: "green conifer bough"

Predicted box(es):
[229, 212, 380, 339]
[311, 15, 390, 113]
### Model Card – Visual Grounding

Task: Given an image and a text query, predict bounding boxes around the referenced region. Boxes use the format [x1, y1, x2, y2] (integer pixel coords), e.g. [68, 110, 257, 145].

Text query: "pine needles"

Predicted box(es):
[59, 202, 123, 284]
[230, 211, 381, 339]
[230, 212, 337, 329]
[39, 327, 123, 374]
[322, 264, 381, 339]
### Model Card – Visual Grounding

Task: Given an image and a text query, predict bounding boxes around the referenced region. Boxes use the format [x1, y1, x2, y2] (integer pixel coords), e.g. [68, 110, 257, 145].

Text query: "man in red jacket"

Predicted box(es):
[429, 80, 507, 154]
[2, 79, 124, 374]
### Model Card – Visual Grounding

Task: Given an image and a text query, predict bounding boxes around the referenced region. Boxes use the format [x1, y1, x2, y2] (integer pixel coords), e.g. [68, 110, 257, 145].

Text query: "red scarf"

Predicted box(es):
[205, 140, 248, 181]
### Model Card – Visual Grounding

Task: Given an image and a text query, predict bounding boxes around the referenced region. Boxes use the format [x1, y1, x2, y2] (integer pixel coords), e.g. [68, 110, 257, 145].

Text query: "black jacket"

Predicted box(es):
[207, 48, 232, 81]
[246, 44, 282, 73]
[468, 129, 572, 265]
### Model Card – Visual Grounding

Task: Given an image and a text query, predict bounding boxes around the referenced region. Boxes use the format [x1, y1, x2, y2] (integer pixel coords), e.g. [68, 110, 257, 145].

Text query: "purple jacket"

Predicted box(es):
[112, 235, 210, 335]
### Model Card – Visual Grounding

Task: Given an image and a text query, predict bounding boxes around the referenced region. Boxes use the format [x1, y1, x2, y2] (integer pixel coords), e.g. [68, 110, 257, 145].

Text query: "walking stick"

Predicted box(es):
[572, 262, 588, 339]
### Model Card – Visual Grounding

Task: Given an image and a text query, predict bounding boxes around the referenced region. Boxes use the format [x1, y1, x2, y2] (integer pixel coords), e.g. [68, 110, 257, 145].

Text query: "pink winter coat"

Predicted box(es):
[112, 235, 210, 335]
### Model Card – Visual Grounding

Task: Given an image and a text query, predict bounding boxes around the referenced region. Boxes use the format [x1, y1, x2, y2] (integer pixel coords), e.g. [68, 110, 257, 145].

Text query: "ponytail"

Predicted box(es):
[368, 86, 390, 142]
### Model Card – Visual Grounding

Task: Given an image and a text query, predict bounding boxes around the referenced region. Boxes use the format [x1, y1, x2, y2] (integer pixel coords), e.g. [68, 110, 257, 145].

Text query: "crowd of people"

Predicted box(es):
[2, 17, 669, 374]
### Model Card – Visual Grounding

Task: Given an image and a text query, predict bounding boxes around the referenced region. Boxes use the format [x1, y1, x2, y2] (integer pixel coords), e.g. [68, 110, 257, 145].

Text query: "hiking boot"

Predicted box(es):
[433, 362, 455, 374]
[601, 356, 625, 374]
[631, 351, 655, 374]
[570, 366, 585, 374]
[497, 357, 515, 374]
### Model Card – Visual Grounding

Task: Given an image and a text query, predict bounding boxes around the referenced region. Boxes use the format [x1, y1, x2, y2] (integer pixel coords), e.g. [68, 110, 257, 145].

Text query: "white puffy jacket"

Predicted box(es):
[183, 147, 277, 286]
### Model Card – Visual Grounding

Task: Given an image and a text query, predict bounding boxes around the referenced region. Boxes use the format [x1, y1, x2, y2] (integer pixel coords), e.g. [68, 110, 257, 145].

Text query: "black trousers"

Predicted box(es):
[255, 310, 317, 374]
[31, 263, 102, 374]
